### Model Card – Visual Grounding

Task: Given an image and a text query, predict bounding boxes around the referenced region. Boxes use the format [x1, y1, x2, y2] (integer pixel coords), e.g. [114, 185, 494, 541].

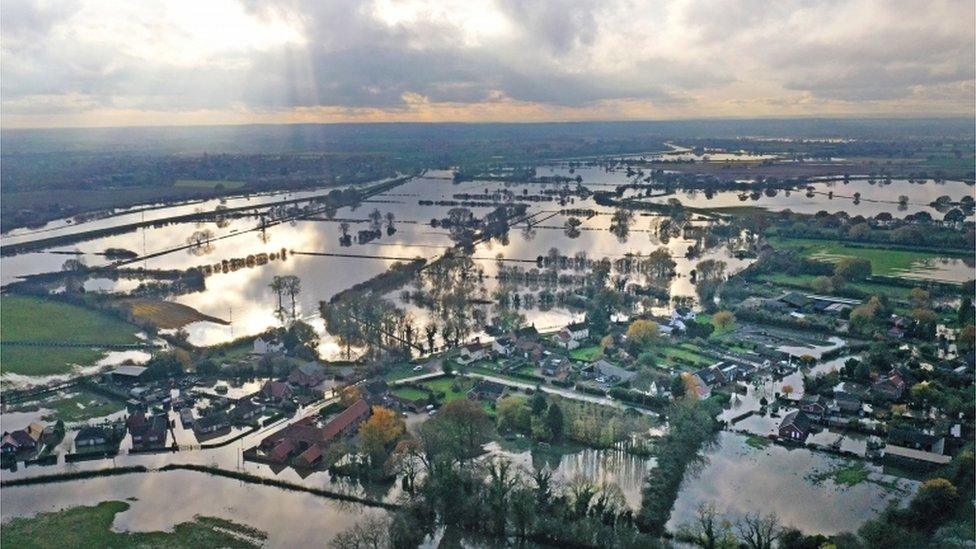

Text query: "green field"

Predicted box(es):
[569, 345, 602, 362]
[384, 364, 423, 382]
[651, 343, 713, 371]
[421, 377, 474, 403]
[0, 501, 265, 548]
[41, 390, 124, 423]
[0, 295, 141, 376]
[756, 273, 916, 300]
[173, 179, 247, 189]
[769, 237, 965, 278]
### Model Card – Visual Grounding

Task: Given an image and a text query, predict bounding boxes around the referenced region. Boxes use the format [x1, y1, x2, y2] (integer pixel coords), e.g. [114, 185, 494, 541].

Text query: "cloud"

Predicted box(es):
[2, 0, 973, 127]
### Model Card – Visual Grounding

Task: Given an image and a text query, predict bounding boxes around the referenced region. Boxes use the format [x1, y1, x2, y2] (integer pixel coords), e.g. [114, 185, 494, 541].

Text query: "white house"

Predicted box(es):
[492, 337, 514, 356]
[565, 322, 589, 340]
[554, 329, 580, 350]
[458, 342, 490, 364]
[253, 336, 284, 355]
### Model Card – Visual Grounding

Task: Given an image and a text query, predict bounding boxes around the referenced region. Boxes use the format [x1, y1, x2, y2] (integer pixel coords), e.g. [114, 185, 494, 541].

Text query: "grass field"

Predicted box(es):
[421, 377, 474, 403]
[41, 390, 124, 423]
[569, 345, 602, 362]
[652, 343, 713, 371]
[0, 295, 141, 376]
[756, 273, 916, 300]
[0, 501, 265, 548]
[384, 364, 422, 382]
[121, 298, 229, 329]
[174, 179, 247, 189]
[769, 237, 965, 278]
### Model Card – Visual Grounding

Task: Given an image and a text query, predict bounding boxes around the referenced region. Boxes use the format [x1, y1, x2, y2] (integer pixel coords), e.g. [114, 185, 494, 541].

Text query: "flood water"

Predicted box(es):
[667, 431, 917, 535]
[0, 470, 386, 548]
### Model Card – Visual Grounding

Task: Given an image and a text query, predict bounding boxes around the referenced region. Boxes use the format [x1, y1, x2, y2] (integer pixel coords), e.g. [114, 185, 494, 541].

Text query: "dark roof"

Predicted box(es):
[778, 292, 811, 308]
[76, 426, 110, 441]
[195, 412, 229, 429]
[364, 379, 389, 396]
[471, 380, 506, 396]
[780, 411, 812, 433]
[888, 428, 942, 447]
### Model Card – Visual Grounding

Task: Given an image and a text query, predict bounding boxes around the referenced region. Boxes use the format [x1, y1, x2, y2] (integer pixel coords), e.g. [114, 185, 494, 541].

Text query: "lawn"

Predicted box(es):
[769, 237, 966, 278]
[654, 343, 713, 370]
[173, 179, 247, 189]
[569, 345, 602, 362]
[120, 298, 228, 329]
[421, 377, 474, 403]
[0, 501, 266, 548]
[0, 295, 141, 376]
[41, 390, 124, 423]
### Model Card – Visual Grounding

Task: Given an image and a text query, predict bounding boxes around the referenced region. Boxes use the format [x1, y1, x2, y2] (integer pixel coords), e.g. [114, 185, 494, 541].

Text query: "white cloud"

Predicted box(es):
[2, 0, 973, 126]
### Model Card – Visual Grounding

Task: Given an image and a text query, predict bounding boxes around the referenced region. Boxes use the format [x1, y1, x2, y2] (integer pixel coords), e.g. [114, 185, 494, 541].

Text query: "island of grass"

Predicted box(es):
[119, 298, 229, 329]
[0, 295, 141, 376]
[40, 389, 125, 423]
[0, 501, 267, 548]
[173, 179, 247, 189]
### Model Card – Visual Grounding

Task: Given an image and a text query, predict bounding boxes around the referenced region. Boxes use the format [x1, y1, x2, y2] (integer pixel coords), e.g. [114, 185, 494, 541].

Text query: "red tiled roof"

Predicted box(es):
[322, 399, 370, 440]
[295, 444, 322, 467]
[269, 439, 295, 462]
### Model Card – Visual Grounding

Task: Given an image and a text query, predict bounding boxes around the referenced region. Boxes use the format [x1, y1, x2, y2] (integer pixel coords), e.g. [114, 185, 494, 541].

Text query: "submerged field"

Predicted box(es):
[0, 501, 266, 548]
[0, 296, 141, 376]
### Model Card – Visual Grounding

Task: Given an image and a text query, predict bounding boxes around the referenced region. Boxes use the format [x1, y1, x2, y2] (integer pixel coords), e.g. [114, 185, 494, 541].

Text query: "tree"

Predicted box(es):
[545, 402, 564, 439]
[712, 310, 735, 331]
[496, 396, 530, 433]
[907, 478, 960, 529]
[530, 391, 548, 415]
[957, 324, 975, 352]
[908, 287, 930, 309]
[676, 503, 738, 549]
[835, 257, 872, 281]
[735, 512, 781, 549]
[330, 515, 390, 549]
[339, 386, 362, 407]
[626, 319, 660, 352]
[810, 276, 834, 293]
[269, 276, 285, 314]
[421, 398, 493, 464]
[359, 406, 406, 468]
[283, 320, 319, 359]
[281, 275, 302, 318]
[509, 486, 536, 540]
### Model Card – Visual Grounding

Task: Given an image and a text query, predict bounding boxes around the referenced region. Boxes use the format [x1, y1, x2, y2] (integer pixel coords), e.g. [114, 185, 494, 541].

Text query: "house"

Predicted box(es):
[692, 363, 726, 390]
[542, 358, 568, 378]
[565, 322, 589, 340]
[230, 400, 265, 423]
[871, 372, 906, 401]
[322, 399, 371, 440]
[128, 412, 168, 448]
[589, 359, 637, 384]
[180, 408, 195, 428]
[492, 337, 515, 356]
[799, 395, 828, 417]
[260, 399, 371, 465]
[833, 383, 865, 414]
[778, 411, 812, 441]
[554, 328, 581, 350]
[884, 428, 951, 466]
[288, 362, 328, 388]
[260, 380, 293, 403]
[193, 412, 230, 436]
[777, 292, 811, 310]
[468, 380, 507, 402]
[253, 335, 284, 355]
[111, 365, 148, 384]
[458, 341, 491, 364]
[362, 379, 391, 405]
[74, 426, 111, 448]
[25, 422, 45, 442]
[515, 339, 544, 361]
[1, 430, 38, 455]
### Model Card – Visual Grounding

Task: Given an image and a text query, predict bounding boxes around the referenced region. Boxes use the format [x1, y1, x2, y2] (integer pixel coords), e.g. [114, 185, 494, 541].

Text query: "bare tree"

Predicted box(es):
[329, 515, 390, 549]
[676, 503, 738, 549]
[735, 512, 781, 549]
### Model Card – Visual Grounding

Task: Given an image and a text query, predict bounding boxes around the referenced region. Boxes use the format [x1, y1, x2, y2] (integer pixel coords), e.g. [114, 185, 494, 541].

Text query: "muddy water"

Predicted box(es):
[0, 470, 386, 548]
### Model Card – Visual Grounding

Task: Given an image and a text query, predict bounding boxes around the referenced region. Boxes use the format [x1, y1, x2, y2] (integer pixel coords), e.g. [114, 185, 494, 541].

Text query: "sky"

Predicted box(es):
[1, 0, 974, 128]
